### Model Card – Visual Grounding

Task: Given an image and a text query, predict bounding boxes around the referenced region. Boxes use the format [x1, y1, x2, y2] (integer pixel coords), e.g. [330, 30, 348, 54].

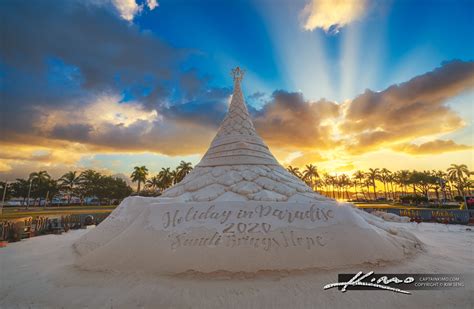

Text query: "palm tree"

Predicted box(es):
[395, 170, 411, 198]
[303, 164, 319, 192]
[321, 172, 332, 197]
[175, 161, 193, 184]
[158, 167, 173, 190]
[380, 168, 392, 199]
[79, 169, 102, 204]
[145, 176, 160, 190]
[329, 175, 337, 199]
[130, 166, 149, 193]
[386, 173, 396, 200]
[287, 166, 302, 179]
[170, 169, 179, 185]
[352, 170, 366, 200]
[338, 174, 351, 200]
[431, 170, 447, 204]
[59, 171, 81, 204]
[11, 179, 30, 206]
[28, 170, 51, 208]
[436, 170, 449, 201]
[366, 168, 380, 200]
[447, 164, 470, 197]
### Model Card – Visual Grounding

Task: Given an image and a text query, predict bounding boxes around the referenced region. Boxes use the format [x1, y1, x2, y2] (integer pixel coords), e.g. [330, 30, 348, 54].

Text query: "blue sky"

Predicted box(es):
[135, 0, 473, 101]
[0, 0, 473, 180]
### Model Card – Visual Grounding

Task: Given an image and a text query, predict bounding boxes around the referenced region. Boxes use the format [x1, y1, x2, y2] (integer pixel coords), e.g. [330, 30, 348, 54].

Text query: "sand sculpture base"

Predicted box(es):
[74, 197, 422, 274]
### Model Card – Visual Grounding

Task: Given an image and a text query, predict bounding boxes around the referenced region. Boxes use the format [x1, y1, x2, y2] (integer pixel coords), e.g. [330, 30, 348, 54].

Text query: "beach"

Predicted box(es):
[1, 222, 472, 309]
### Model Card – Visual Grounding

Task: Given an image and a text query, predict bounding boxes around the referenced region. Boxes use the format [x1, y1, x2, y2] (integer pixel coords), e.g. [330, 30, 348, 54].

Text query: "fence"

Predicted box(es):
[363, 207, 473, 224]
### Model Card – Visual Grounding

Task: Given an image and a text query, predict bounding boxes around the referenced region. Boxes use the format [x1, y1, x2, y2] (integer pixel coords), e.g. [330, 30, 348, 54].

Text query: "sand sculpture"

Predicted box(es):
[74, 68, 422, 274]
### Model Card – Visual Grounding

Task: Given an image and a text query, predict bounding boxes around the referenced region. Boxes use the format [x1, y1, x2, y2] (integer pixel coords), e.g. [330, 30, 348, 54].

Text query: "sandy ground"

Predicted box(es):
[0, 222, 473, 309]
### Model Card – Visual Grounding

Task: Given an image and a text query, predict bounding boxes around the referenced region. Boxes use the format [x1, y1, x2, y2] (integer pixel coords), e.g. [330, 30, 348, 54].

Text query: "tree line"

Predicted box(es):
[1, 170, 133, 208]
[1, 161, 471, 207]
[287, 163, 472, 203]
[0, 161, 195, 207]
[129, 161, 193, 193]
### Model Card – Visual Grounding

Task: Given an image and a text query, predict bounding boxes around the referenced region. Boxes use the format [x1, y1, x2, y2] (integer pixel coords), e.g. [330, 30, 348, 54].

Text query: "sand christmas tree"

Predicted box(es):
[74, 68, 422, 274]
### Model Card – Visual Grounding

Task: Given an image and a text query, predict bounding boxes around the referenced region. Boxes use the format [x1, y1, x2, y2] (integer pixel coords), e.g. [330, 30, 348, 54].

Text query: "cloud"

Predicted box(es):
[0, 0, 178, 115]
[289, 152, 326, 167]
[146, 0, 159, 10]
[112, 0, 142, 21]
[110, 0, 158, 21]
[39, 95, 217, 155]
[51, 124, 93, 142]
[253, 91, 341, 150]
[301, 0, 368, 33]
[335, 163, 355, 172]
[0, 0, 234, 160]
[393, 140, 471, 155]
[341, 60, 474, 153]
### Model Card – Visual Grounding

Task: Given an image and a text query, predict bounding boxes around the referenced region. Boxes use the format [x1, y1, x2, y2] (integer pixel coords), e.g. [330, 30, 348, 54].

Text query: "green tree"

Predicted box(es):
[79, 169, 102, 204]
[447, 164, 470, 197]
[338, 174, 351, 200]
[95, 176, 133, 205]
[58, 171, 81, 204]
[158, 167, 173, 190]
[146, 176, 160, 190]
[303, 164, 319, 192]
[28, 171, 51, 207]
[287, 166, 302, 179]
[0, 181, 13, 203]
[10, 179, 29, 205]
[366, 168, 380, 200]
[379, 168, 392, 199]
[130, 166, 149, 193]
[352, 170, 366, 200]
[175, 161, 193, 184]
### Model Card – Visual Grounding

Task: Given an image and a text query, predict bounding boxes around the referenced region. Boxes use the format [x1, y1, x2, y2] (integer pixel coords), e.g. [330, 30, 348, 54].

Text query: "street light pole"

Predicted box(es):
[1, 181, 7, 217]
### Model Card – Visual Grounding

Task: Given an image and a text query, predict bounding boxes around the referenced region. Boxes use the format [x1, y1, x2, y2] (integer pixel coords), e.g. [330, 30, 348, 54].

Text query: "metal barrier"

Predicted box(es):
[363, 207, 471, 224]
[0, 213, 110, 242]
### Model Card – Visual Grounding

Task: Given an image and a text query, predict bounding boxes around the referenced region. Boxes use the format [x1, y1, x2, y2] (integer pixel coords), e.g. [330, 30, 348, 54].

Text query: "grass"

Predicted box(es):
[1, 203, 463, 220]
[0, 205, 117, 220]
[354, 203, 462, 210]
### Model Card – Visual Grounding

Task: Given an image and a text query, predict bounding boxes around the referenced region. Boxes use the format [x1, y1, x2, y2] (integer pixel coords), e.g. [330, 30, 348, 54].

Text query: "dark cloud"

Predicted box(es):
[253, 91, 341, 150]
[0, 0, 181, 135]
[0, 0, 230, 156]
[0, 150, 53, 163]
[393, 140, 471, 155]
[50, 124, 93, 142]
[179, 69, 211, 101]
[341, 60, 474, 153]
[162, 86, 231, 127]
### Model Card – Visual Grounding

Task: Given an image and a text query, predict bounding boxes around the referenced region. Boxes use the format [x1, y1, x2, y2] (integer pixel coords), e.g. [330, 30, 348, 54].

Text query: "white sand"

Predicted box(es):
[1, 222, 472, 308]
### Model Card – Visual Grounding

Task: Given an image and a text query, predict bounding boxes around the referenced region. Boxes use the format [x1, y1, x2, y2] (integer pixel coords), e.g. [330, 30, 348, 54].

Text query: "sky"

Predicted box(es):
[0, 0, 473, 181]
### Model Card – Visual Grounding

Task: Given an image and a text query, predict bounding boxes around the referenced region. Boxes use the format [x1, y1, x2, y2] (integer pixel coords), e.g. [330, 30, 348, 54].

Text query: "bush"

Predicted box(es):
[400, 194, 428, 205]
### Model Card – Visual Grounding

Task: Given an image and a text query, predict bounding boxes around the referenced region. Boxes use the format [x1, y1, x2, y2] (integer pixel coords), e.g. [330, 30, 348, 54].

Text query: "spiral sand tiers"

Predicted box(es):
[74, 68, 423, 274]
